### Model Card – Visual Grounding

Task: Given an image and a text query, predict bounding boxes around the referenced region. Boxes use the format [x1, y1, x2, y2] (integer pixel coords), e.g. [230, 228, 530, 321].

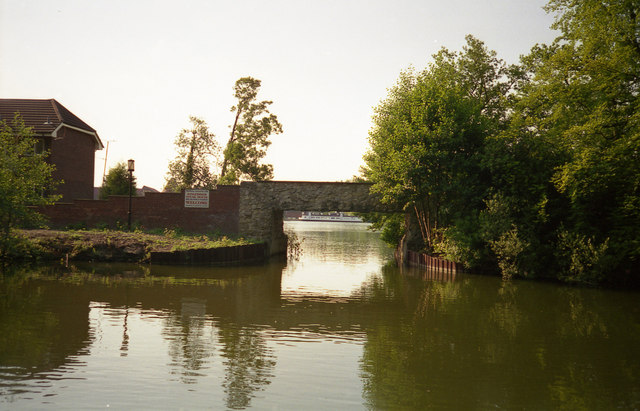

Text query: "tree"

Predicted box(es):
[164, 78, 281, 189]
[0, 114, 58, 260]
[100, 161, 137, 199]
[363, 36, 510, 255]
[363, 2, 639, 285]
[219, 77, 283, 185]
[164, 116, 219, 192]
[497, 0, 640, 283]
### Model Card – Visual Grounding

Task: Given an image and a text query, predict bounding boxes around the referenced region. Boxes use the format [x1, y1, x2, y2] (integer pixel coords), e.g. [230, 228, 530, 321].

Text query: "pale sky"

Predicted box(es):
[0, 0, 558, 190]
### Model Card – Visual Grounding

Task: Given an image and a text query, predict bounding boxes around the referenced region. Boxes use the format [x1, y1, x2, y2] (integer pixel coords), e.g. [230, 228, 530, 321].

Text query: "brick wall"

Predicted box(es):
[49, 127, 96, 201]
[38, 186, 240, 235]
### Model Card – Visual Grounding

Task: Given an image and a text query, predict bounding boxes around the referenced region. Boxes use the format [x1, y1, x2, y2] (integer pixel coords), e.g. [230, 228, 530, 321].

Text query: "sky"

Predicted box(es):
[0, 0, 559, 190]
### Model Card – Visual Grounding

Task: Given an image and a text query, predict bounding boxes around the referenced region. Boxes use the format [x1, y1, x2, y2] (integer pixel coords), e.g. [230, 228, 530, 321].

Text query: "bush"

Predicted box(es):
[556, 230, 612, 286]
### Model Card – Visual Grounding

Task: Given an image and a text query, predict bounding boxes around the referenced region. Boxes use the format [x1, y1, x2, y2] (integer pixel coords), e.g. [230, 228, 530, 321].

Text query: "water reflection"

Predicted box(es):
[0, 267, 91, 400]
[162, 298, 216, 384]
[359, 265, 640, 410]
[218, 324, 276, 409]
[0, 263, 284, 408]
[0, 223, 639, 409]
[281, 221, 389, 298]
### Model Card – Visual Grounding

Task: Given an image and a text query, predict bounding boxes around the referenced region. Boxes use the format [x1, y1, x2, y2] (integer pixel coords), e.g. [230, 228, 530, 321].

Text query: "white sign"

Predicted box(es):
[184, 189, 210, 208]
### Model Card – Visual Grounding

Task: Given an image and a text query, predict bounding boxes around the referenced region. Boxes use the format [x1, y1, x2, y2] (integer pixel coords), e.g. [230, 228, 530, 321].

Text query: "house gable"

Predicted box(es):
[0, 98, 103, 150]
[0, 98, 104, 201]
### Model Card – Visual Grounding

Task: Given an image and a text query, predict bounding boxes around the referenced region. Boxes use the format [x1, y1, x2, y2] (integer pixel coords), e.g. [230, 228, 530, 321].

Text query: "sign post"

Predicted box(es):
[184, 189, 210, 208]
[127, 159, 135, 230]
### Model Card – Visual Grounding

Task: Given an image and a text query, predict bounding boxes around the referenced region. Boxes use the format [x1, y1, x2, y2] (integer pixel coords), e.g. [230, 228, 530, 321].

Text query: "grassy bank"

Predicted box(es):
[15, 228, 256, 263]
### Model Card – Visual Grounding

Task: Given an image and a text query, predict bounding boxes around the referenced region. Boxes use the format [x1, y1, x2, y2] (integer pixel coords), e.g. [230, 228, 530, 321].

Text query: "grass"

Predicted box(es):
[78, 227, 255, 251]
[157, 228, 254, 252]
[16, 227, 258, 263]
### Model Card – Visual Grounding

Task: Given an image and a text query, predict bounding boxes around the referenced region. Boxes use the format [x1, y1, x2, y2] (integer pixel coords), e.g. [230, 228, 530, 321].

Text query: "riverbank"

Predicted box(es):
[17, 229, 257, 264]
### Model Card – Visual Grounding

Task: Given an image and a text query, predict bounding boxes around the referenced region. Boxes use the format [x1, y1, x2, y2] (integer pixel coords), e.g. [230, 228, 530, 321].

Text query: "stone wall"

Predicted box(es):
[238, 181, 391, 255]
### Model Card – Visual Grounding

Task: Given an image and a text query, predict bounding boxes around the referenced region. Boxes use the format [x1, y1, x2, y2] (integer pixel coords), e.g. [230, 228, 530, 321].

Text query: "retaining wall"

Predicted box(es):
[150, 243, 267, 265]
[406, 250, 463, 274]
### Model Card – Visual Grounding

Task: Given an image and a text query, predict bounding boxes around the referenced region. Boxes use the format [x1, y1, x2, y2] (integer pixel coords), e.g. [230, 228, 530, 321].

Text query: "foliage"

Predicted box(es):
[0, 114, 59, 261]
[164, 116, 219, 192]
[100, 161, 137, 199]
[363, 1, 640, 286]
[555, 229, 612, 285]
[498, 0, 640, 282]
[219, 77, 283, 184]
[360, 212, 405, 249]
[164, 77, 281, 189]
[363, 35, 510, 252]
[285, 228, 303, 261]
[489, 226, 530, 280]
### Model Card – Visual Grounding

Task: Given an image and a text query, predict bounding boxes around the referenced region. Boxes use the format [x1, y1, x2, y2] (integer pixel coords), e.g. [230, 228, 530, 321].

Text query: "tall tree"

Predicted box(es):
[100, 161, 137, 199]
[219, 77, 282, 185]
[164, 116, 219, 192]
[363, 36, 510, 255]
[500, 0, 640, 283]
[363, 2, 639, 285]
[0, 114, 58, 260]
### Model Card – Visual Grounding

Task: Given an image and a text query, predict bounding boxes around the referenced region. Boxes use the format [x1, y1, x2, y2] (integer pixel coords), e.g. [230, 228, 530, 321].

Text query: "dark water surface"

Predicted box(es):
[1, 222, 638, 409]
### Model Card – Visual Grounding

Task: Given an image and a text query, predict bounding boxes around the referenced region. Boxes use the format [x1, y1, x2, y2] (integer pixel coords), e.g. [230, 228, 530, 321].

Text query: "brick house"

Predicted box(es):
[0, 99, 104, 202]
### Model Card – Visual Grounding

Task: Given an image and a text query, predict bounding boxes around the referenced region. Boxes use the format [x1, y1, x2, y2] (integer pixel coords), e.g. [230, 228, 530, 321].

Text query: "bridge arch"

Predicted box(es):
[238, 181, 392, 255]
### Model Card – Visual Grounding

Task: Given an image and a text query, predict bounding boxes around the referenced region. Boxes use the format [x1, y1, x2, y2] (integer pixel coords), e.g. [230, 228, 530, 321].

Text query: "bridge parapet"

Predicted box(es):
[238, 181, 393, 255]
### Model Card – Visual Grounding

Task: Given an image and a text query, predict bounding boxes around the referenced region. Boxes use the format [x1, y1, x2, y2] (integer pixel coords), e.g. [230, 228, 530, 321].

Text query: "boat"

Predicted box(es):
[298, 212, 363, 223]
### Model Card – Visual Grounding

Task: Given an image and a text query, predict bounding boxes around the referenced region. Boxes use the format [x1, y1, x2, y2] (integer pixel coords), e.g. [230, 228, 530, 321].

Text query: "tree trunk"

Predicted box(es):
[185, 132, 197, 187]
[220, 108, 243, 179]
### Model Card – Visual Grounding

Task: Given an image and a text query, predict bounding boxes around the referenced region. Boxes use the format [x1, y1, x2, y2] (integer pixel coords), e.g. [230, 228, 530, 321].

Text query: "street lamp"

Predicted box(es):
[127, 159, 135, 231]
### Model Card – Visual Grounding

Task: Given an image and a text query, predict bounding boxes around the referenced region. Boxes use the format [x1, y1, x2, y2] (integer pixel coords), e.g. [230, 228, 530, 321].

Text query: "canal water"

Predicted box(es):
[1, 221, 639, 409]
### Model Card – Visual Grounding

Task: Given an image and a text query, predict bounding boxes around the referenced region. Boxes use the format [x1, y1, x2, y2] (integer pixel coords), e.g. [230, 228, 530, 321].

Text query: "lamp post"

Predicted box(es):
[127, 159, 135, 231]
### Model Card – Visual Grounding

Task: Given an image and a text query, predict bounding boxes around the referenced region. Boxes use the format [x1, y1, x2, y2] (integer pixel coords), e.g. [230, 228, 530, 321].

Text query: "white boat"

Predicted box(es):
[298, 212, 363, 223]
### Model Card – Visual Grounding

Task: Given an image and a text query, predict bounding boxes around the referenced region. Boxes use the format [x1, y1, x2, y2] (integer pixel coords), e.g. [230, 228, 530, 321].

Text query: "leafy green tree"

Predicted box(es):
[364, 2, 640, 285]
[219, 77, 283, 185]
[547, 0, 640, 283]
[479, 107, 569, 278]
[363, 36, 510, 255]
[492, 0, 640, 283]
[100, 161, 137, 199]
[0, 114, 58, 260]
[164, 116, 219, 192]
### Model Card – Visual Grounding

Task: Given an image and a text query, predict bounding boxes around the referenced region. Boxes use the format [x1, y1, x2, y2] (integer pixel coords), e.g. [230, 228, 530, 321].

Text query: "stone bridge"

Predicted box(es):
[238, 181, 392, 255]
[38, 180, 393, 258]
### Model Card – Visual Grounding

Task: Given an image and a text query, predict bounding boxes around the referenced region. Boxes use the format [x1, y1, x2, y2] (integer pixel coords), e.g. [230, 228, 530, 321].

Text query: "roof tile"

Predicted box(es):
[0, 98, 102, 149]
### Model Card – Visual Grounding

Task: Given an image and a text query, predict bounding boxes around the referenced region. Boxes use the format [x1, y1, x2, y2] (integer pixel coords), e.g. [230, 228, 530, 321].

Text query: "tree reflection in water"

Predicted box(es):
[152, 274, 280, 409]
[0, 266, 92, 397]
[0, 263, 282, 408]
[162, 298, 217, 384]
[1, 247, 639, 410]
[218, 324, 275, 409]
[160, 299, 276, 408]
[359, 264, 640, 410]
